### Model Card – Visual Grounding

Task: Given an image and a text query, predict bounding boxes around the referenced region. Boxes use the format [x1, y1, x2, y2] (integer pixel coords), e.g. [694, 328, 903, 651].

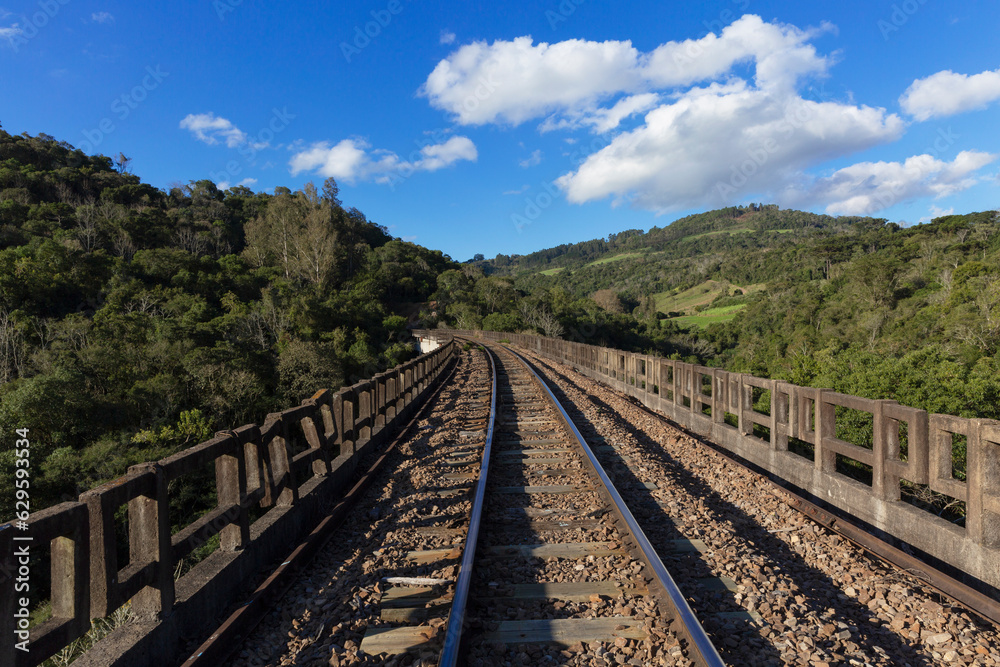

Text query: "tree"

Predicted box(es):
[321, 177, 342, 209]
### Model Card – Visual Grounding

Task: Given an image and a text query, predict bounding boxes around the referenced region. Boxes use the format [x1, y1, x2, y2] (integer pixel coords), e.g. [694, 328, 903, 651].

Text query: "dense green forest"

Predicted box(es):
[436, 204, 1000, 461]
[0, 129, 453, 521]
[3, 128, 999, 522]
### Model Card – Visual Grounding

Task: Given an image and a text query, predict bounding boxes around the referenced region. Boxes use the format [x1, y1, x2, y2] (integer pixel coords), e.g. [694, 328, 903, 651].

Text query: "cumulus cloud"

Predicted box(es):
[919, 205, 955, 224]
[423, 36, 643, 126]
[421, 15, 833, 128]
[784, 151, 997, 216]
[557, 87, 904, 211]
[91, 12, 115, 24]
[440, 30, 456, 45]
[424, 14, 996, 214]
[218, 177, 258, 191]
[289, 136, 477, 184]
[519, 150, 543, 168]
[180, 113, 262, 149]
[0, 24, 23, 44]
[900, 68, 1000, 121]
[540, 93, 662, 134]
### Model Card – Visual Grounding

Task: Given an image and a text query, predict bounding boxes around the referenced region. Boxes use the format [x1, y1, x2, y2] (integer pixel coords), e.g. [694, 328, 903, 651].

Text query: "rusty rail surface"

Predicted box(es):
[421, 330, 1000, 598]
[0, 341, 458, 667]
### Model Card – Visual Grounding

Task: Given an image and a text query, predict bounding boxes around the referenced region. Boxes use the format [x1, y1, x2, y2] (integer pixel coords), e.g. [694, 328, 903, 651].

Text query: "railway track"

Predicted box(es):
[358, 342, 725, 665]
[225, 339, 1000, 666]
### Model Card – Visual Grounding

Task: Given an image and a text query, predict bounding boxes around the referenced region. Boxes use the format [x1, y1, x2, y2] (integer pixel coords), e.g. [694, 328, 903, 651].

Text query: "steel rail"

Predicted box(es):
[438, 343, 498, 667]
[182, 345, 462, 667]
[503, 345, 727, 667]
[619, 384, 1000, 630]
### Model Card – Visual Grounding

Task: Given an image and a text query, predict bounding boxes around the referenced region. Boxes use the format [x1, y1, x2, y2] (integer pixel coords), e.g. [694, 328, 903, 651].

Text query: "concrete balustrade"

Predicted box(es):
[431, 329, 1000, 594]
[0, 342, 457, 667]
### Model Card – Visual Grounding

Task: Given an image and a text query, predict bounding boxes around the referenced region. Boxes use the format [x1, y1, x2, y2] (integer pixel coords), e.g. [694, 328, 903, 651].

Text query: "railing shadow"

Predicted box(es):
[531, 355, 937, 667]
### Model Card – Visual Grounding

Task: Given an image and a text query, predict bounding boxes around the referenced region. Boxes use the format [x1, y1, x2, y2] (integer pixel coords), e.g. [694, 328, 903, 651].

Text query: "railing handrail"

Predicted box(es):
[0, 339, 459, 667]
[418, 329, 1000, 596]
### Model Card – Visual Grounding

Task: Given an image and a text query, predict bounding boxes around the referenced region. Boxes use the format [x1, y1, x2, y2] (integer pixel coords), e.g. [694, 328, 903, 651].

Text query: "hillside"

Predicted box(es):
[0, 129, 455, 521]
[3, 127, 999, 525]
[479, 206, 879, 317]
[485, 205, 869, 276]
[443, 204, 1000, 451]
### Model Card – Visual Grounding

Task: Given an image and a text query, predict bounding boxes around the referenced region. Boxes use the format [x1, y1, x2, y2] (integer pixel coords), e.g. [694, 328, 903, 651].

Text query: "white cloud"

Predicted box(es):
[503, 185, 531, 195]
[422, 14, 997, 216]
[91, 12, 115, 24]
[900, 68, 1000, 121]
[519, 149, 543, 168]
[784, 151, 997, 216]
[557, 87, 904, 211]
[180, 113, 264, 149]
[422, 36, 644, 126]
[0, 24, 23, 44]
[288, 136, 477, 184]
[421, 15, 834, 128]
[540, 93, 662, 134]
[440, 30, 456, 45]
[643, 16, 834, 92]
[217, 177, 258, 191]
[919, 205, 955, 224]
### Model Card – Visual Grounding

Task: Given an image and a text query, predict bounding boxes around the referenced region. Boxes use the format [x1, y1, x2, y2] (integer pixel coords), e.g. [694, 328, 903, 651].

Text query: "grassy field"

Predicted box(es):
[653, 280, 765, 314]
[653, 280, 731, 313]
[667, 304, 747, 328]
[539, 267, 566, 276]
[585, 252, 646, 267]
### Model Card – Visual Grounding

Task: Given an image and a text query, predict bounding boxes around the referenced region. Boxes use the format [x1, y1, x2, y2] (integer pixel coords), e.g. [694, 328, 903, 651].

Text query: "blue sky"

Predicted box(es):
[1, 0, 999, 261]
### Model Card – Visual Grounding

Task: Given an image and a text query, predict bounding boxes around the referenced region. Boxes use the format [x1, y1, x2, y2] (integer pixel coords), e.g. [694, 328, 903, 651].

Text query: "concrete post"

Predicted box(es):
[215, 433, 250, 550]
[127, 463, 174, 621]
[265, 416, 298, 506]
[815, 390, 836, 473]
[968, 420, 1000, 546]
[772, 382, 791, 450]
[871, 399, 897, 501]
[298, 409, 330, 477]
[331, 391, 346, 456]
[49, 507, 90, 640]
[736, 374, 750, 436]
[712, 370, 726, 424]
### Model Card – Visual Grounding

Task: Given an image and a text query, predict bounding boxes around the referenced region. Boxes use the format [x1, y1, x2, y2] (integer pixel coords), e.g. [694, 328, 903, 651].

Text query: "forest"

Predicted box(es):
[2, 128, 999, 523]
[438, 204, 1000, 448]
[0, 129, 453, 521]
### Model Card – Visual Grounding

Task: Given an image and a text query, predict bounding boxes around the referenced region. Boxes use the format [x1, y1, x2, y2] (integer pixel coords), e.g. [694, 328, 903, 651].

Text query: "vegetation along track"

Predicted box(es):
[222, 339, 1000, 666]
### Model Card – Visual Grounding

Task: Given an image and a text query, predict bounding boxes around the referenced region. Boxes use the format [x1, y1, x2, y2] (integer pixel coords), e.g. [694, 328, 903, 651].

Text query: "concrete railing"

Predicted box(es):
[430, 330, 1000, 593]
[0, 341, 457, 667]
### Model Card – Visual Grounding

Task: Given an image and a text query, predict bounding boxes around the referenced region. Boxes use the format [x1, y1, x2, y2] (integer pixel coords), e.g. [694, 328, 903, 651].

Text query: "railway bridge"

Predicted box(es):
[2, 331, 999, 666]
